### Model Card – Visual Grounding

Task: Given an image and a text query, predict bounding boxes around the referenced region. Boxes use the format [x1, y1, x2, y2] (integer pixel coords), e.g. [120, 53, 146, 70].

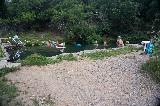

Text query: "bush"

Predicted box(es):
[105, 37, 117, 44]
[119, 32, 148, 44]
[20, 53, 53, 66]
[0, 67, 18, 106]
[85, 33, 103, 44]
[1, 38, 8, 43]
[141, 59, 160, 82]
[56, 53, 77, 61]
[0, 67, 17, 77]
[140, 35, 160, 82]
[0, 79, 18, 106]
[20, 53, 77, 66]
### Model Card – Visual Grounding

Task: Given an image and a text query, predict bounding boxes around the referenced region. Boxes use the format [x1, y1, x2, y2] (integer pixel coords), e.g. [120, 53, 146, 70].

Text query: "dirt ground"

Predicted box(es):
[6, 51, 160, 106]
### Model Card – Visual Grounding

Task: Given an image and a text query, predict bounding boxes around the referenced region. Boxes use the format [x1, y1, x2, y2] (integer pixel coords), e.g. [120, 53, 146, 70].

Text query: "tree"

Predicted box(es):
[96, 0, 140, 33]
[0, 0, 7, 19]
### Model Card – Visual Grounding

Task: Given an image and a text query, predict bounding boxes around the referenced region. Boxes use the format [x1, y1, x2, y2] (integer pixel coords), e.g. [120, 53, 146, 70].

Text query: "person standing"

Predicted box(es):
[94, 40, 98, 49]
[48, 40, 52, 48]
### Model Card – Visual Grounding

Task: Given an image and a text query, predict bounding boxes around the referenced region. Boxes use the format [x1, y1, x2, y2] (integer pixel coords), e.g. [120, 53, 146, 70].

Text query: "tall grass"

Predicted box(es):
[141, 58, 160, 82]
[140, 35, 160, 82]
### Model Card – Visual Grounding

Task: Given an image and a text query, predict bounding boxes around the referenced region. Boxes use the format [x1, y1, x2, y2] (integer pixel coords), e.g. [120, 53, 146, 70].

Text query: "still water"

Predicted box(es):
[7, 44, 116, 62]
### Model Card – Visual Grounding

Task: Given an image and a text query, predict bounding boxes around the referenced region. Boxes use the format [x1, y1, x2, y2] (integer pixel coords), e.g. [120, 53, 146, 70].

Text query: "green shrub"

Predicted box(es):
[56, 53, 77, 61]
[105, 38, 116, 44]
[20, 53, 53, 66]
[0, 67, 17, 77]
[0, 79, 18, 106]
[20, 53, 77, 66]
[1, 38, 8, 43]
[119, 32, 148, 44]
[141, 59, 160, 82]
[85, 33, 103, 44]
[140, 35, 160, 82]
[0, 67, 18, 106]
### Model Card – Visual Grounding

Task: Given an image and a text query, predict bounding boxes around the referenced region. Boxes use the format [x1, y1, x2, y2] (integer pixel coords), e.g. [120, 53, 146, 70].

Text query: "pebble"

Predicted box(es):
[6, 51, 160, 106]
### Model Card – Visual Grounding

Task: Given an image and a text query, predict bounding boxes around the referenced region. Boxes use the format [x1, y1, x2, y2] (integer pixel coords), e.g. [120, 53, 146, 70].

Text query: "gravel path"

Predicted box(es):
[6, 51, 160, 106]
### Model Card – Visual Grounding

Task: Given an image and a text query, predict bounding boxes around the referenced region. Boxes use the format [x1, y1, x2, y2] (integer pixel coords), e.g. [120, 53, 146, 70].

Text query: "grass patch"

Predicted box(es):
[0, 67, 18, 106]
[140, 58, 160, 82]
[82, 46, 139, 59]
[56, 53, 77, 61]
[19, 46, 139, 66]
[19, 53, 54, 66]
[19, 53, 77, 66]
[31, 94, 55, 106]
[0, 67, 17, 78]
[0, 79, 18, 106]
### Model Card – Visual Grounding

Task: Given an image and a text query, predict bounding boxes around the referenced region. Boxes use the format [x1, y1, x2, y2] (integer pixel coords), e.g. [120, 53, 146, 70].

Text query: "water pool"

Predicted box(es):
[7, 44, 116, 62]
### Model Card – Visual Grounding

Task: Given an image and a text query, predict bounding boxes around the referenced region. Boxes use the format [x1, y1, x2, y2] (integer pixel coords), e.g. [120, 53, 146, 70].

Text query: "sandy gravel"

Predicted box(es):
[6, 51, 160, 106]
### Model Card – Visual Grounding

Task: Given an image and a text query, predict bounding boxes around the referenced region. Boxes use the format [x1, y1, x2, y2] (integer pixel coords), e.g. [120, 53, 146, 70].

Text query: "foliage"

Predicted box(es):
[134, 0, 160, 31]
[31, 94, 55, 106]
[0, 67, 18, 106]
[0, 0, 160, 43]
[20, 53, 77, 66]
[140, 33, 160, 82]
[119, 32, 149, 44]
[82, 46, 139, 59]
[56, 53, 77, 61]
[1, 38, 8, 43]
[20, 53, 54, 66]
[0, 79, 18, 106]
[141, 59, 160, 82]
[43, 94, 55, 105]
[0, 47, 4, 58]
[1, 31, 65, 46]
[49, 0, 102, 43]
[0, 67, 17, 77]
[104, 37, 116, 44]
[0, 0, 7, 19]
[98, 0, 140, 33]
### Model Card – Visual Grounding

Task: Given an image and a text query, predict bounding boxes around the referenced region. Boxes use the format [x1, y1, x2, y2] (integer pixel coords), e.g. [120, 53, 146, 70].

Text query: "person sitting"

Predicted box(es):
[73, 42, 81, 46]
[94, 40, 98, 47]
[51, 41, 55, 47]
[117, 36, 124, 47]
[48, 40, 52, 48]
[56, 41, 65, 47]
[103, 41, 108, 47]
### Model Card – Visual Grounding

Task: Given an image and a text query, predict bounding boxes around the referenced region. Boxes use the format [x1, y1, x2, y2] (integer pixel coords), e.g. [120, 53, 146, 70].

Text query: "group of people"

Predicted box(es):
[48, 40, 65, 48]
[141, 31, 159, 55]
[94, 36, 126, 48]
[94, 40, 108, 48]
[48, 36, 126, 49]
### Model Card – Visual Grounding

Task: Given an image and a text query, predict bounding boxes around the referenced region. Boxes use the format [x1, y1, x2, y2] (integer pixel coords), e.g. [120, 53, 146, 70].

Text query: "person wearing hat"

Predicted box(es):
[117, 36, 124, 47]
